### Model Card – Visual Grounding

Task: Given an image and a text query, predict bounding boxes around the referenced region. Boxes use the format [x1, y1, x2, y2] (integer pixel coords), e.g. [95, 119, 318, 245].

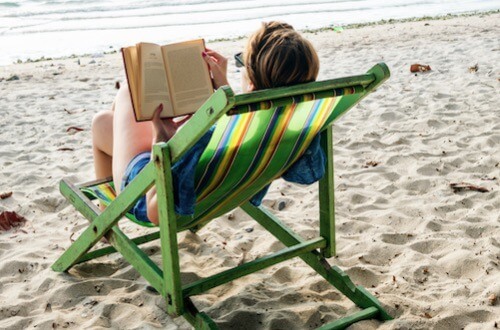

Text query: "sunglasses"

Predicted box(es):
[234, 52, 244, 68]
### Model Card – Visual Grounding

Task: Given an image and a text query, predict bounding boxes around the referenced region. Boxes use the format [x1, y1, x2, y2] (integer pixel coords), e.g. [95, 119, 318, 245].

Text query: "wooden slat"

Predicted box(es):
[75, 231, 161, 264]
[317, 307, 379, 330]
[233, 74, 375, 106]
[105, 226, 165, 294]
[228, 85, 364, 115]
[183, 237, 326, 297]
[319, 127, 336, 258]
[59, 178, 100, 223]
[153, 144, 184, 316]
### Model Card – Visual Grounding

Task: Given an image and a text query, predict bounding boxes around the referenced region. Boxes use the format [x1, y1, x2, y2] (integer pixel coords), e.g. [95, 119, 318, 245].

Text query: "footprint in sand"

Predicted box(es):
[381, 233, 416, 245]
[409, 239, 450, 255]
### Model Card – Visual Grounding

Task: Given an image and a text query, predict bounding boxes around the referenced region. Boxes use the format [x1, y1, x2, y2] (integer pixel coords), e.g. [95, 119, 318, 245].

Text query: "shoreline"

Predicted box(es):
[2, 9, 498, 67]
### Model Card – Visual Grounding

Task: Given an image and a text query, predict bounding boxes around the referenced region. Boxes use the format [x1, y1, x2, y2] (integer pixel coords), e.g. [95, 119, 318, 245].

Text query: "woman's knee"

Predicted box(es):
[92, 111, 113, 133]
[92, 110, 114, 153]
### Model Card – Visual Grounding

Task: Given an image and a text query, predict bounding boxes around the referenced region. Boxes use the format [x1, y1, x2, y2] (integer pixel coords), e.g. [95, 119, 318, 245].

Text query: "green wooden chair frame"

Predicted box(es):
[53, 63, 392, 329]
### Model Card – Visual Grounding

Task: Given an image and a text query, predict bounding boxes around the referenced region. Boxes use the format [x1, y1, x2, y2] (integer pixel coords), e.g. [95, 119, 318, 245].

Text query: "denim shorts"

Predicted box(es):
[120, 127, 215, 223]
[120, 152, 152, 223]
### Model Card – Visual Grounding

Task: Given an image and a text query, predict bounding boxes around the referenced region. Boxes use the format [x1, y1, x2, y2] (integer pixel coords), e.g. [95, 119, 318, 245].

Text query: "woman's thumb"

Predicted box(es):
[152, 103, 163, 121]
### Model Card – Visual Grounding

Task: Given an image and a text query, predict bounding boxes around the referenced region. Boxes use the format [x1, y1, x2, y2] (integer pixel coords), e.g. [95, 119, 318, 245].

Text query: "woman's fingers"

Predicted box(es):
[203, 50, 228, 68]
[202, 51, 216, 67]
[205, 50, 226, 63]
[202, 51, 229, 89]
[206, 51, 228, 70]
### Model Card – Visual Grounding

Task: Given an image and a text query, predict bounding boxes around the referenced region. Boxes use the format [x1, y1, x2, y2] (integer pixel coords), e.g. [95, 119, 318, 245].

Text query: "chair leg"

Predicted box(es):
[52, 179, 122, 272]
[183, 298, 219, 330]
[153, 145, 183, 316]
[317, 306, 379, 330]
[241, 202, 392, 322]
[319, 127, 335, 258]
[317, 259, 392, 321]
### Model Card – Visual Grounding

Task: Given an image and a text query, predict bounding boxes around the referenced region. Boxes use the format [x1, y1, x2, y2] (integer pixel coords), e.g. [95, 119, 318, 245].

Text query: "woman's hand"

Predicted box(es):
[151, 104, 191, 145]
[202, 49, 229, 90]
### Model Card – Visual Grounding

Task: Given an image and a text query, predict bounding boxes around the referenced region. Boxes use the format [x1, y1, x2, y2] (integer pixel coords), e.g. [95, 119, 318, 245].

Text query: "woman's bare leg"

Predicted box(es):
[92, 110, 114, 179]
[112, 84, 153, 193]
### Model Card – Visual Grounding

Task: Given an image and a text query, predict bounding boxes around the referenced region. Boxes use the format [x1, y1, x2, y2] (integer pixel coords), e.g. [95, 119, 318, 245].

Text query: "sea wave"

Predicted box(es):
[0, 2, 20, 7]
[0, 0, 498, 65]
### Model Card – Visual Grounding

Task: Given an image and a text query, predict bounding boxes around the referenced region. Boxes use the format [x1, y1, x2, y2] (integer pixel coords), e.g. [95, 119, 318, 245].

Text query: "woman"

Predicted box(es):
[91, 21, 324, 225]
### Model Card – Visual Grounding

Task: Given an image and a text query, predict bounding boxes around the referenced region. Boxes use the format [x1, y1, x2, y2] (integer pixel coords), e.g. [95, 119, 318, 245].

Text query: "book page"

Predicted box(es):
[138, 43, 173, 120]
[162, 39, 213, 116]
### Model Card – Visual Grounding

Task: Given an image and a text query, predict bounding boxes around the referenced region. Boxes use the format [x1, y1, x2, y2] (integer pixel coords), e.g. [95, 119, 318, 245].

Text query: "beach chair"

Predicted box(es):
[52, 63, 392, 329]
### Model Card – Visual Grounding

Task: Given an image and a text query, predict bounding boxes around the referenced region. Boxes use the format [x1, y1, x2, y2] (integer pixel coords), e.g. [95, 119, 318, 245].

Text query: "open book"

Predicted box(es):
[122, 39, 214, 121]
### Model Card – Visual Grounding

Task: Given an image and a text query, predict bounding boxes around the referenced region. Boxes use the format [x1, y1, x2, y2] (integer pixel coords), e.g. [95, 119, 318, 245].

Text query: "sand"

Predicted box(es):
[0, 12, 499, 330]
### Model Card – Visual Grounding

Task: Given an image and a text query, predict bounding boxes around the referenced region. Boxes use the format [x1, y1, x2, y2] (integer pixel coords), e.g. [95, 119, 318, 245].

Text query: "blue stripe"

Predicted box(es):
[195, 116, 240, 192]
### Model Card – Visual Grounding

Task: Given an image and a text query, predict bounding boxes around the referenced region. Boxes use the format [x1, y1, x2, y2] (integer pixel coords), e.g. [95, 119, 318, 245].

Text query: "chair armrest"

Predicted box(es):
[365, 63, 390, 92]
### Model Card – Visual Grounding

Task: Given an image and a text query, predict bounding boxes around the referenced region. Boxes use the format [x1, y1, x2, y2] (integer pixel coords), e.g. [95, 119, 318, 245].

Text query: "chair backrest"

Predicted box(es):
[177, 63, 389, 228]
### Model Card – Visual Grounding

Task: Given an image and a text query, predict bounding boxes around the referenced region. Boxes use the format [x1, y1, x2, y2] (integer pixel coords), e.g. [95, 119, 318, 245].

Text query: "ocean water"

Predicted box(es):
[0, 0, 498, 65]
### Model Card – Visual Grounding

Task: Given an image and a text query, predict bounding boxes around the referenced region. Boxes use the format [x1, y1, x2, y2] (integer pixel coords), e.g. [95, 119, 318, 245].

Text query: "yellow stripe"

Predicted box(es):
[198, 112, 255, 200]
[294, 98, 337, 158]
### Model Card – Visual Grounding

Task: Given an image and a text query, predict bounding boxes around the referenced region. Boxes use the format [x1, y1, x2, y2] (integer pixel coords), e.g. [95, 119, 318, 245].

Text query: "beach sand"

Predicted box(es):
[0, 12, 499, 330]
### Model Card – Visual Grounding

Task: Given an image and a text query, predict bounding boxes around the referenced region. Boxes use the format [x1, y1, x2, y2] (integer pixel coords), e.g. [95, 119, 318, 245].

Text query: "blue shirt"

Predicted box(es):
[121, 128, 325, 222]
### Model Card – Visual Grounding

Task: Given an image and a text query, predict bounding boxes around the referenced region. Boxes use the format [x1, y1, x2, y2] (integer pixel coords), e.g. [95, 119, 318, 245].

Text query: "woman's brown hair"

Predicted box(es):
[244, 21, 319, 90]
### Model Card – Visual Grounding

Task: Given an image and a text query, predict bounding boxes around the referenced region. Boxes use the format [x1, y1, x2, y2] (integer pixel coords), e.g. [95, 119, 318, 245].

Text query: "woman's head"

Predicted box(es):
[243, 21, 319, 91]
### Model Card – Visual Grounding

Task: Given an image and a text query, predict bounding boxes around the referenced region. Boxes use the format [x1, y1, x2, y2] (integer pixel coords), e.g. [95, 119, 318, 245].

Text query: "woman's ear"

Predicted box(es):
[241, 71, 255, 93]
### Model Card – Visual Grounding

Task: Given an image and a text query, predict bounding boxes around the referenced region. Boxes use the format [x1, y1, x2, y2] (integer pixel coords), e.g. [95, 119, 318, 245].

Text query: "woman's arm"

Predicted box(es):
[146, 105, 191, 224]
